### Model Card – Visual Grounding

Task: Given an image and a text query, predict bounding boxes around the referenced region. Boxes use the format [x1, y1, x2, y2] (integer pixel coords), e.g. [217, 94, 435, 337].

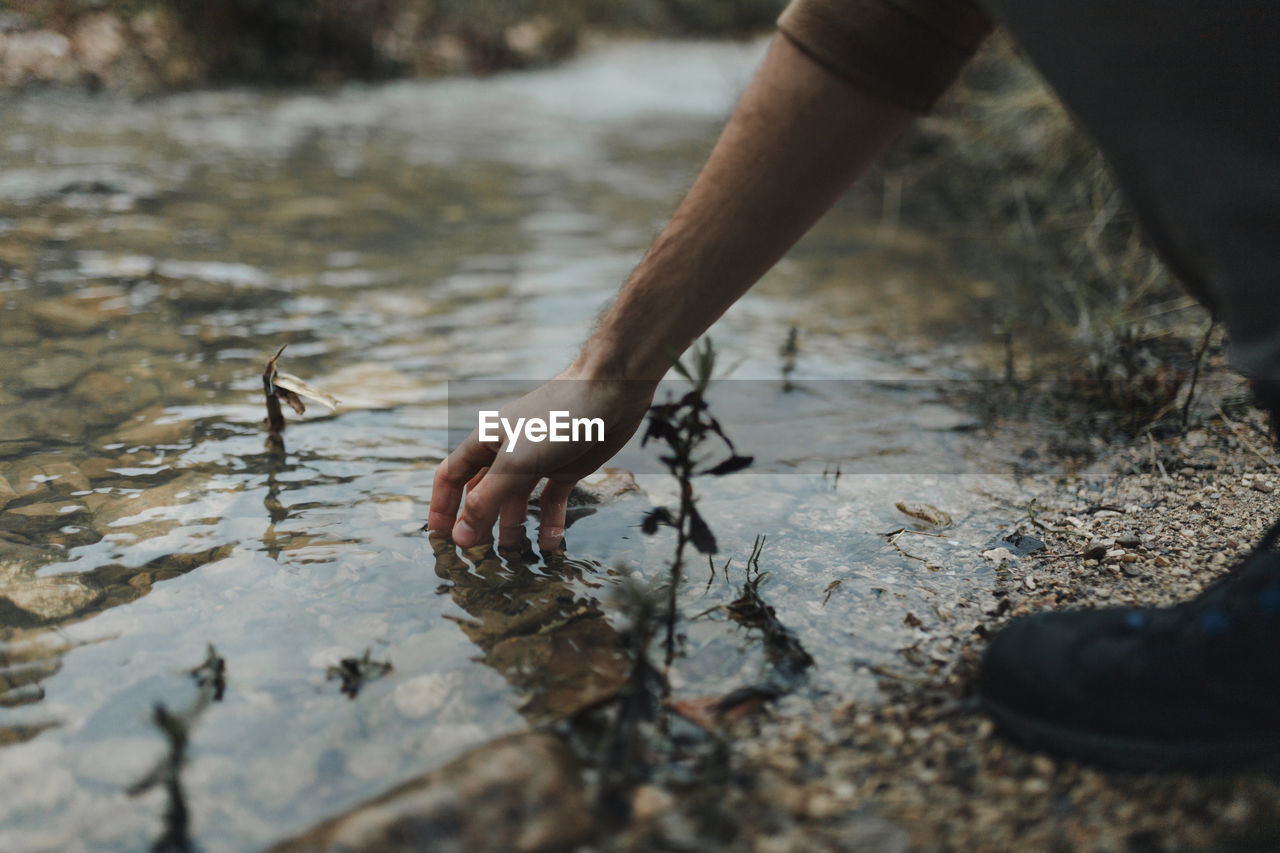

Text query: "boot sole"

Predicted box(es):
[982, 693, 1280, 773]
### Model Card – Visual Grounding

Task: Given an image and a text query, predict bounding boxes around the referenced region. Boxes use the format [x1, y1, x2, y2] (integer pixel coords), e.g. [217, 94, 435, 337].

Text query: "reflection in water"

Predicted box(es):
[431, 532, 627, 724]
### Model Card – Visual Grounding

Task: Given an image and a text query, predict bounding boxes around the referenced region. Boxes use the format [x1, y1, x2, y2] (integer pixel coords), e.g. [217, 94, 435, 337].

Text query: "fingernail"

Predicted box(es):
[453, 519, 476, 547]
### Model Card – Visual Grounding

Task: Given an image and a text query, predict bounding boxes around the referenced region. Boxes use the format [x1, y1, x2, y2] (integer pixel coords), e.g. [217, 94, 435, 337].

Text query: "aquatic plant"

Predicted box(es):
[723, 535, 813, 682]
[261, 344, 339, 450]
[639, 337, 752, 662]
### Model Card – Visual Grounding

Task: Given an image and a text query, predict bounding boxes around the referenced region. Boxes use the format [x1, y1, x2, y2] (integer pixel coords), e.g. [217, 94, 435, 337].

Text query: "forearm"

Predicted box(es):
[574, 34, 915, 382]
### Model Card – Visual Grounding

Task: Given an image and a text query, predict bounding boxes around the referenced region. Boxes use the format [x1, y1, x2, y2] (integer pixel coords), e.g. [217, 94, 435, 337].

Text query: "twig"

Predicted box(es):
[1214, 403, 1280, 471]
[1180, 320, 1216, 429]
[1146, 430, 1171, 483]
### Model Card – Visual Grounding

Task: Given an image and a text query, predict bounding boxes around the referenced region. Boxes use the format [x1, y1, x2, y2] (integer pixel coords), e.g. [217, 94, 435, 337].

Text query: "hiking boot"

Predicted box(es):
[979, 527, 1280, 771]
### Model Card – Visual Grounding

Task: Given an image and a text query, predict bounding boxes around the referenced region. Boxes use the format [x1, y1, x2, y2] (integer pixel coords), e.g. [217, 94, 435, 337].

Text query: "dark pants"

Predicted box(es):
[982, 0, 1280, 398]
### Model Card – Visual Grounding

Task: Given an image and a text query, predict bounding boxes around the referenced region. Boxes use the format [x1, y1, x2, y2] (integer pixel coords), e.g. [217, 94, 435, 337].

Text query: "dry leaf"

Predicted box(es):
[895, 501, 952, 528]
[272, 371, 339, 410]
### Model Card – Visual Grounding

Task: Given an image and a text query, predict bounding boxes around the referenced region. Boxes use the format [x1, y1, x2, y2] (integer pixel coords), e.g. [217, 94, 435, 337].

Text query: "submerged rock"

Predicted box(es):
[270, 731, 592, 853]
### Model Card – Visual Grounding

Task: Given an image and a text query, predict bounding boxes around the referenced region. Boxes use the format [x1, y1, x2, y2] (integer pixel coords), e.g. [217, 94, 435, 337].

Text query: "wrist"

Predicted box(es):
[570, 332, 667, 386]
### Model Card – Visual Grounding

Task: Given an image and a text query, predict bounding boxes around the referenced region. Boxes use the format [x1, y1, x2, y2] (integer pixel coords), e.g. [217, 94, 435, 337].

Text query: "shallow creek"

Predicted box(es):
[1, 39, 1045, 850]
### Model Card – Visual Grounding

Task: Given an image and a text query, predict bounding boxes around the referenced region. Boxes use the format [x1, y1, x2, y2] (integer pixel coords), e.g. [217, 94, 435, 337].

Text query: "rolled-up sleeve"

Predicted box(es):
[777, 0, 994, 113]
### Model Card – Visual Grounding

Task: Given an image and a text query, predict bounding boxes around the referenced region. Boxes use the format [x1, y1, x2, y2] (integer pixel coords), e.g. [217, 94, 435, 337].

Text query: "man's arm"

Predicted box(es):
[577, 34, 915, 382]
[430, 34, 915, 549]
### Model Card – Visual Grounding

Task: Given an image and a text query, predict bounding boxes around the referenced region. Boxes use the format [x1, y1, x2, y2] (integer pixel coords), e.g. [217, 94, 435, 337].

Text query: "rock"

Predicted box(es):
[1082, 538, 1111, 561]
[572, 467, 641, 505]
[0, 561, 96, 622]
[18, 354, 89, 391]
[1116, 533, 1142, 548]
[270, 732, 592, 853]
[28, 299, 109, 335]
[503, 16, 577, 66]
[0, 475, 16, 509]
[69, 13, 126, 79]
[92, 472, 205, 530]
[0, 29, 76, 88]
[530, 467, 641, 507]
[987, 531, 1045, 557]
[5, 500, 85, 520]
[70, 372, 160, 426]
[631, 785, 676, 822]
[114, 407, 190, 446]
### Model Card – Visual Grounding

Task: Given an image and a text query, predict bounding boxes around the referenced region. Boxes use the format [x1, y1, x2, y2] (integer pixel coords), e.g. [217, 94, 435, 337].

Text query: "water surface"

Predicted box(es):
[1, 40, 1040, 851]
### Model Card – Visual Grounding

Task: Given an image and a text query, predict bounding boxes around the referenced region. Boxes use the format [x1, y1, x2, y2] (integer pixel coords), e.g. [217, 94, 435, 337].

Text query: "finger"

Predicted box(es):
[537, 478, 577, 552]
[497, 482, 535, 547]
[453, 468, 537, 548]
[427, 435, 495, 534]
[466, 467, 489, 493]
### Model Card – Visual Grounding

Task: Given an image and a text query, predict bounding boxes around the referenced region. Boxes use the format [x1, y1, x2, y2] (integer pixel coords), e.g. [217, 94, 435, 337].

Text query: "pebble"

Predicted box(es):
[1082, 538, 1111, 561]
[631, 785, 676, 822]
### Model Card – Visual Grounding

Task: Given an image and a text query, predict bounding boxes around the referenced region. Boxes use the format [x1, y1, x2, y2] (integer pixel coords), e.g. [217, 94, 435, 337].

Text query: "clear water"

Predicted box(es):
[0, 40, 1042, 851]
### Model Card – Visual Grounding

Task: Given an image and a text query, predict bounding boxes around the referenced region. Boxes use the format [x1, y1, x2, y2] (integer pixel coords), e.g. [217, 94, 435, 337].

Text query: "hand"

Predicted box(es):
[428, 370, 654, 550]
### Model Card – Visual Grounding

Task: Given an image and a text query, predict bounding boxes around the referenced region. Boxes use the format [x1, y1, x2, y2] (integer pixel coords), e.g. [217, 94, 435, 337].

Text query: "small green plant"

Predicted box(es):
[640, 338, 752, 662]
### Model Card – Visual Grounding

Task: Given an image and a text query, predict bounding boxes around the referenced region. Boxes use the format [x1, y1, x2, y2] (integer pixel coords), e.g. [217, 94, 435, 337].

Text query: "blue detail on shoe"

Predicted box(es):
[1200, 608, 1230, 636]
[1123, 611, 1146, 630]
[1259, 582, 1280, 617]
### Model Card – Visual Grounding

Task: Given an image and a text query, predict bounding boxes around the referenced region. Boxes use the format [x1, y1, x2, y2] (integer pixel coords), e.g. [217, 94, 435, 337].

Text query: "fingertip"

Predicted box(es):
[425, 509, 455, 533]
[452, 518, 477, 548]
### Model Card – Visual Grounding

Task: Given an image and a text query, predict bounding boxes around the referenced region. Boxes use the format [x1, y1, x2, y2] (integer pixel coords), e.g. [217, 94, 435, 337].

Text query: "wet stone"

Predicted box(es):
[18, 353, 89, 392]
[270, 732, 593, 853]
[115, 408, 191, 446]
[70, 371, 159, 425]
[28, 298, 111, 335]
[6, 500, 86, 520]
